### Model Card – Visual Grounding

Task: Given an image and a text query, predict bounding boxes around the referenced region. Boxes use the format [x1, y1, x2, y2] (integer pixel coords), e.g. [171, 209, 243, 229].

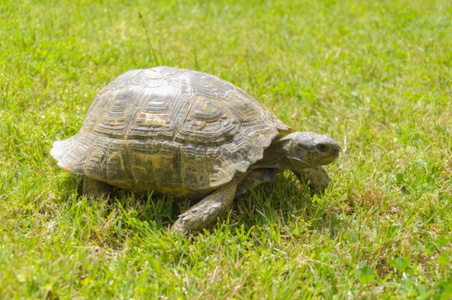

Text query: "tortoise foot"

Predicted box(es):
[173, 179, 237, 234]
[294, 166, 331, 195]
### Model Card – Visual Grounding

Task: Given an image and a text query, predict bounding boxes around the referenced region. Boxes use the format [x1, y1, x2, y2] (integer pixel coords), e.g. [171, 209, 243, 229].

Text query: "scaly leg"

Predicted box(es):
[172, 179, 238, 234]
[235, 169, 276, 197]
[294, 166, 331, 195]
[82, 176, 112, 198]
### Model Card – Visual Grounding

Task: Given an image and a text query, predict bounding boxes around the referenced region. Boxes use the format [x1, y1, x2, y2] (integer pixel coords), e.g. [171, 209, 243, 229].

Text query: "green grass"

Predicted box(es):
[1, 0, 451, 298]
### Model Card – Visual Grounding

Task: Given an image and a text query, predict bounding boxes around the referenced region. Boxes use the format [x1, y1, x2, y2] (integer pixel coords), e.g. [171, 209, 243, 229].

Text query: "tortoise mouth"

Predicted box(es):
[287, 156, 310, 168]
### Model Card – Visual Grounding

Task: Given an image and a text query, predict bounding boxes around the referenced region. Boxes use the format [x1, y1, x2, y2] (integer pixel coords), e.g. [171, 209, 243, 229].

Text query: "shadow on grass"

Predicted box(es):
[233, 173, 345, 237]
[59, 172, 343, 237]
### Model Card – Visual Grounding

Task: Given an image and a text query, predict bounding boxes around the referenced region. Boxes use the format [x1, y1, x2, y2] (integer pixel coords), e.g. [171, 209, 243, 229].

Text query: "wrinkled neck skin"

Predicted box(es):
[255, 137, 294, 171]
[255, 131, 341, 172]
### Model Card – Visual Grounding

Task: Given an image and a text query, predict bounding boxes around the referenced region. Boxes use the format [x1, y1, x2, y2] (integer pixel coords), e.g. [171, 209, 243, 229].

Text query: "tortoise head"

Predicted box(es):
[279, 132, 341, 169]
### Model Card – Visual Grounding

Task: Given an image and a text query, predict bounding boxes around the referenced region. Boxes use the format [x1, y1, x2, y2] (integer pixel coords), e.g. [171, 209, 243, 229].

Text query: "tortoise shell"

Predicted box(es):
[51, 67, 293, 199]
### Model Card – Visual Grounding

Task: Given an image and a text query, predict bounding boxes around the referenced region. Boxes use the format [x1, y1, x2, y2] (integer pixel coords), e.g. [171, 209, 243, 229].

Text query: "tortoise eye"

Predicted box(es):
[316, 144, 328, 152]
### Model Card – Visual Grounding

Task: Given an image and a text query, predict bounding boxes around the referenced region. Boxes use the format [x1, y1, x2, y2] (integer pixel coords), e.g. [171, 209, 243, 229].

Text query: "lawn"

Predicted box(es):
[1, 0, 451, 298]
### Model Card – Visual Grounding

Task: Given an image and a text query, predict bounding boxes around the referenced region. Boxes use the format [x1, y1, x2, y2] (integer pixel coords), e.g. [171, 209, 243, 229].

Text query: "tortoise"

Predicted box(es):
[51, 66, 340, 233]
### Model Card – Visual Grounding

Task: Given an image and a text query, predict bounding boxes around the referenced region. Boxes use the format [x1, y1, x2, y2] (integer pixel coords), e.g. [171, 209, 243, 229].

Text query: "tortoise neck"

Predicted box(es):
[258, 137, 292, 170]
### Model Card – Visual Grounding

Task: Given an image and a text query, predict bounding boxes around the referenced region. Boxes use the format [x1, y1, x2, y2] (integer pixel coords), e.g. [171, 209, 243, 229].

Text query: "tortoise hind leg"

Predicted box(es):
[172, 179, 238, 234]
[82, 176, 112, 198]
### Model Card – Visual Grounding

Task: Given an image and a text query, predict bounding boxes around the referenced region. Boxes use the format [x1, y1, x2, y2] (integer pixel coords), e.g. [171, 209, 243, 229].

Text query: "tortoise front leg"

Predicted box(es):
[82, 176, 113, 198]
[235, 168, 276, 197]
[293, 166, 331, 195]
[172, 179, 238, 234]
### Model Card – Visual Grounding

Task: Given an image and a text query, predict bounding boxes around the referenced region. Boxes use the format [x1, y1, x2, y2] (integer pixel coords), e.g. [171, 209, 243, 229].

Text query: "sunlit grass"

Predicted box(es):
[1, 0, 451, 298]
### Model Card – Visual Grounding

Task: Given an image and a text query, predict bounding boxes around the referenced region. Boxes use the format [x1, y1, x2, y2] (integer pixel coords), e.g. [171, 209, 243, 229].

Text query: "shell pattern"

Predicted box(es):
[51, 67, 293, 199]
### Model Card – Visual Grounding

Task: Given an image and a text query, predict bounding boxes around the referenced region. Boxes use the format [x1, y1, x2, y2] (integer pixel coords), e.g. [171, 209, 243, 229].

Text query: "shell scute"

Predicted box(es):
[52, 67, 293, 198]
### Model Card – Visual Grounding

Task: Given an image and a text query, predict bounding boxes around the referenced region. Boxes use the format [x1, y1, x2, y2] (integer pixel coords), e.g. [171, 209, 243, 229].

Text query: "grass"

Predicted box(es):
[1, 0, 451, 298]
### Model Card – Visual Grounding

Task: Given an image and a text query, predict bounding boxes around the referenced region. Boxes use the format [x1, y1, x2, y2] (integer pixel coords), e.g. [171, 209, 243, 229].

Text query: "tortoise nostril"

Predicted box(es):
[317, 143, 328, 152]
